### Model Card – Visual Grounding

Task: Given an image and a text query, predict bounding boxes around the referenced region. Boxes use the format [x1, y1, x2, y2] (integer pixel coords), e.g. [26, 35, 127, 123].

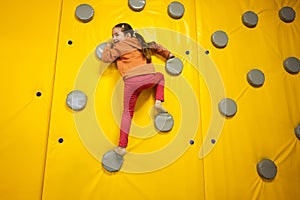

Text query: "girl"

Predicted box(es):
[102, 23, 174, 156]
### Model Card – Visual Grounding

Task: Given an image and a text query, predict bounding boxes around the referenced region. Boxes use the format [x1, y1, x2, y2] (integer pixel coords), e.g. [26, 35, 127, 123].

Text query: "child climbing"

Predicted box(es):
[102, 23, 175, 156]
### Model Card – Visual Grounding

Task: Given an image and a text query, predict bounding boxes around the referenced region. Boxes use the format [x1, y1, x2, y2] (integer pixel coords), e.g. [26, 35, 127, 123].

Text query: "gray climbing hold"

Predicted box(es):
[102, 150, 124, 172]
[242, 11, 258, 28]
[95, 42, 107, 60]
[247, 69, 265, 87]
[154, 112, 174, 132]
[257, 159, 277, 180]
[283, 57, 300, 74]
[128, 0, 146, 12]
[279, 6, 296, 23]
[218, 98, 237, 117]
[165, 57, 183, 75]
[211, 31, 228, 48]
[75, 4, 94, 23]
[66, 90, 87, 111]
[167, 1, 185, 19]
[294, 124, 300, 140]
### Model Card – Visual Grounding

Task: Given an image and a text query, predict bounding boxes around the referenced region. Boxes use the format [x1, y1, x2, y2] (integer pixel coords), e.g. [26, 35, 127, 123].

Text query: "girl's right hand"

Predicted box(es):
[168, 53, 175, 59]
[106, 41, 114, 48]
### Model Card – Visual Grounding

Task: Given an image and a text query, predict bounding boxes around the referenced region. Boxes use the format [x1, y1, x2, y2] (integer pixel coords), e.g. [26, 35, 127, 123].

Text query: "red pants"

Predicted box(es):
[119, 73, 165, 147]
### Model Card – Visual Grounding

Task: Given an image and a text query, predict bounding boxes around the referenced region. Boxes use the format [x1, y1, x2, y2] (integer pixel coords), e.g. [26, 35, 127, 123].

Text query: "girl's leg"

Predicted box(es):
[153, 72, 167, 113]
[118, 76, 153, 149]
[119, 84, 140, 148]
[153, 72, 165, 101]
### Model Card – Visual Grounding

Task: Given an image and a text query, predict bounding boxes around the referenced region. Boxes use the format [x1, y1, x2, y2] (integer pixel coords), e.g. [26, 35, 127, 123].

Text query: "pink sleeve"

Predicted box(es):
[148, 42, 171, 59]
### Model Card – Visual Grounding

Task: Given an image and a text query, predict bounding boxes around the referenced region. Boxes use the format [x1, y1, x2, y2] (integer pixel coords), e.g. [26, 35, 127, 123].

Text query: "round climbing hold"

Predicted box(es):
[247, 69, 265, 87]
[68, 40, 73, 45]
[189, 140, 194, 145]
[211, 30, 228, 48]
[283, 57, 300, 74]
[294, 124, 300, 140]
[218, 98, 237, 117]
[211, 139, 216, 144]
[66, 90, 88, 111]
[242, 11, 258, 28]
[167, 1, 185, 19]
[154, 112, 174, 132]
[95, 42, 107, 60]
[257, 159, 277, 180]
[279, 6, 296, 23]
[128, 0, 146, 12]
[58, 138, 64, 143]
[185, 50, 190, 55]
[75, 4, 94, 23]
[102, 150, 124, 172]
[165, 57, 183, 76]
[205, 50, 209, 55]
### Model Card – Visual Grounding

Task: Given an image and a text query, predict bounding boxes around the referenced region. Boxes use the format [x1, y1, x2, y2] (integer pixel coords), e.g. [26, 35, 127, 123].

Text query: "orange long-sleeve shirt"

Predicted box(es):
[102, 37, 171, 79]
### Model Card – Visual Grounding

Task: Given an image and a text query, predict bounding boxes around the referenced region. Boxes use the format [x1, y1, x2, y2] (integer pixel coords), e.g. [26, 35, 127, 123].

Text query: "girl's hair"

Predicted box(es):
[113, 23, 152, 62]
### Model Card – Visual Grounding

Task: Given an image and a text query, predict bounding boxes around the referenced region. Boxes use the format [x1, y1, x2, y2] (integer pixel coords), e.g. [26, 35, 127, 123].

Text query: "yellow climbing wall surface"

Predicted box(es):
[0, 0, 300, 200]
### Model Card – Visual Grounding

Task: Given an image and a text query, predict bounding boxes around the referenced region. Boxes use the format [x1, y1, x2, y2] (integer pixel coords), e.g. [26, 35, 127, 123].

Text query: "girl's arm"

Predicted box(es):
[148, 42, 175, 59]
[101, 43, 120, 63]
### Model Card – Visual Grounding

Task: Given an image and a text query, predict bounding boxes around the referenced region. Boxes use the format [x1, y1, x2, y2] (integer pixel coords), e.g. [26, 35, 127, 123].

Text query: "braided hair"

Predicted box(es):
[113, 23, 152, 63]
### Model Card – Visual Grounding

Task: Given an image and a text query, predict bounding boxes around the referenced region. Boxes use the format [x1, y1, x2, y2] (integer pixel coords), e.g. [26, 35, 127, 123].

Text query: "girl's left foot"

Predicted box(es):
[155, 100, 167, 113]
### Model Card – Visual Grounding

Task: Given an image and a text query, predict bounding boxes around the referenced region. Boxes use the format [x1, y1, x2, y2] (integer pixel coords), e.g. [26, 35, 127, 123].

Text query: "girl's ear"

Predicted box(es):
[125, 32, 132, 38]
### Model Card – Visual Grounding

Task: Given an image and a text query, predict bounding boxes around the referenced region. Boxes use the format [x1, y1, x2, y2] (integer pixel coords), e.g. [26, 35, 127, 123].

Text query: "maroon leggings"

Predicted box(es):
[119, 73, 165, 147]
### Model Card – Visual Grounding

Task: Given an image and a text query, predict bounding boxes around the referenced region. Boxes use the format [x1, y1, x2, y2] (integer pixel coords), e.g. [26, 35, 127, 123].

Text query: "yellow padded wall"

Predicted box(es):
[42, 0, 205, 200]
[1, 0, 299, 200]
[198, 0, 300, 199]
[0, 1, 62, 200]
